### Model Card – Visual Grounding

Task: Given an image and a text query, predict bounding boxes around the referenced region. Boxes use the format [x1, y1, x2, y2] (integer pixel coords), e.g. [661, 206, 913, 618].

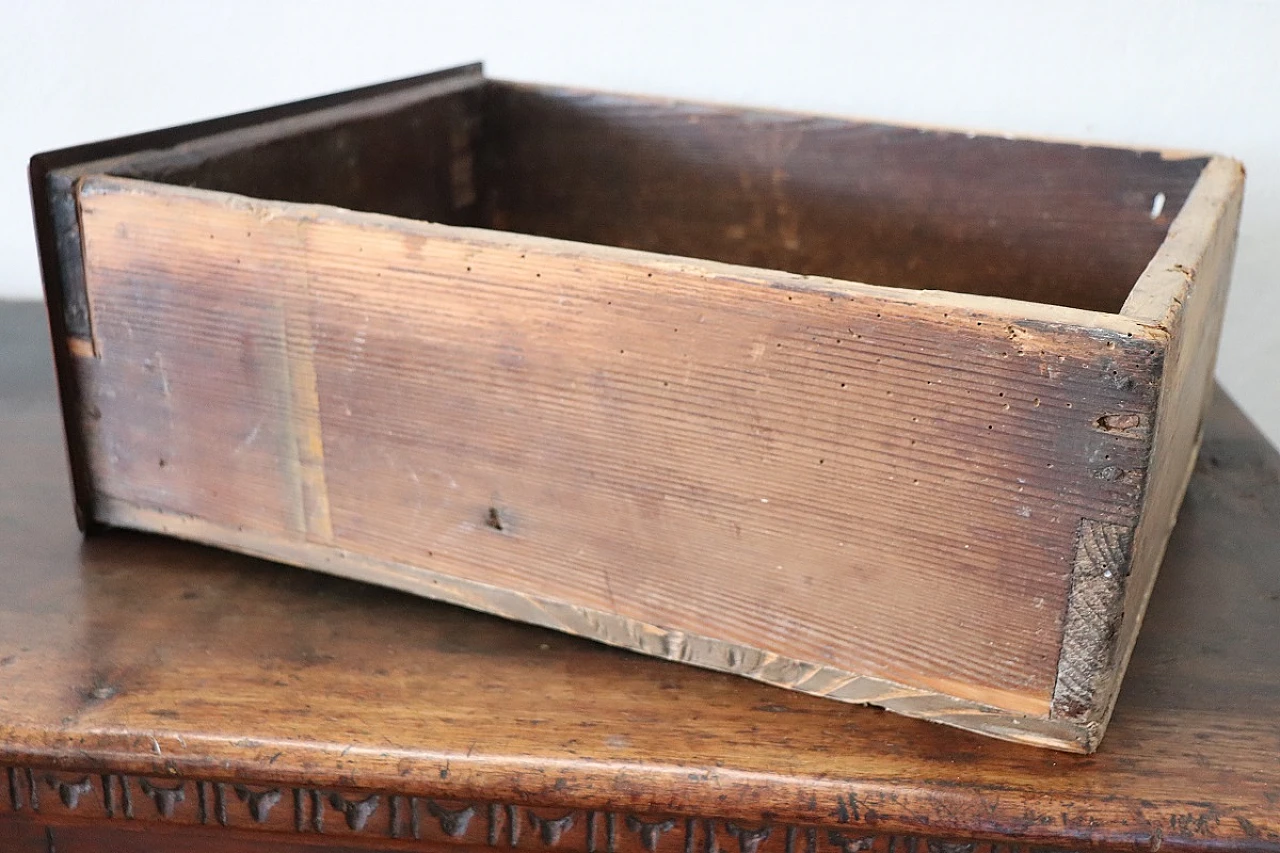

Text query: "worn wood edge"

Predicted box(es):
[92, 494, 1090, 753]
[30, 64, 484, 533]
[77, 174, 1157, 342]
[1049, 519, 1137, 742]
[1043, 156, 1244, 745]
[49, 66, 485, 186]
[1088, 166, 1244, 749]
[1121, 155, 1246, 328]
[30, 63, 482, 174]
[0, 764, 1107, 853]
[27, 156, 96, 531]
[45, 67, 484, 333]
[8, 759, 1279, 853]
[1085, 431, 1204, 751]
[33, 61, 484, 342]
[491, 79, 1217, 163]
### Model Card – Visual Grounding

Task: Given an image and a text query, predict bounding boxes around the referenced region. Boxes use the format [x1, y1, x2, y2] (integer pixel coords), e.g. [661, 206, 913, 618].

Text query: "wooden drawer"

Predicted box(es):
[29, 62, 1244, 752]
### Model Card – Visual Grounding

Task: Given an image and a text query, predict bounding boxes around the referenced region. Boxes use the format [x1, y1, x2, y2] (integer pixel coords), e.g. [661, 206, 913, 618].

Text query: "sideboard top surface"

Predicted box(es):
[2, 301, 1278, 851]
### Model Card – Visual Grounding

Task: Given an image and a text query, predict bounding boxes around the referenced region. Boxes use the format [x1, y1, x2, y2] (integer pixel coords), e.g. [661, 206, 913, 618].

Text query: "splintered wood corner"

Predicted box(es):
[67, 171, 1202, 751]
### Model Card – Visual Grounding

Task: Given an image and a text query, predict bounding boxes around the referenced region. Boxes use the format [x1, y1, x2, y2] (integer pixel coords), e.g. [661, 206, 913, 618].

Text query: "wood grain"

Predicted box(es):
[0, 774, 1086, 853]
[27, 62, 484, 529]
[482, 82, 1207, 314]
[29, 69, 1243, 750]
[1075, 156, 1246, 738]
[68, 174, 1169, 746]
[1, 301, 1279, 851]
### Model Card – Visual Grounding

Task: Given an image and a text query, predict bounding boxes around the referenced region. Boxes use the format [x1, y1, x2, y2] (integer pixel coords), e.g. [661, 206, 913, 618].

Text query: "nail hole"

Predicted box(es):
[485, 507, 504, 531]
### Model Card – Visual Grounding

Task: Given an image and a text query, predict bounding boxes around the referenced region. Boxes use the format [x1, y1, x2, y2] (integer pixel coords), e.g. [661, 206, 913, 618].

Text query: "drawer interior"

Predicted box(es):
[479, 84, 1207, 315]
[93, 70, 1209, 315]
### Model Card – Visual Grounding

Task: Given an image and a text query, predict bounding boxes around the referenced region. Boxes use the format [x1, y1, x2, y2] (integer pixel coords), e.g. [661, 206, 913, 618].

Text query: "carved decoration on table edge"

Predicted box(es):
[138, 777, 185, 818]
[530, 811, 577, 846]
[1, 764, 1074, 853]
[46, 776, 93, 810]
[725, 822, 772, 853]
[627, 816, 678, 853]
[234, 784, 282, 823]
[429, 799, 477, 837]
[330, 792, 381, 832]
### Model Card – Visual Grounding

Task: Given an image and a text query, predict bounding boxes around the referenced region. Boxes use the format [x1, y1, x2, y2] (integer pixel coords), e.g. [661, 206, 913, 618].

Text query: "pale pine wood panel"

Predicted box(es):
[75, 177, 1163, 719]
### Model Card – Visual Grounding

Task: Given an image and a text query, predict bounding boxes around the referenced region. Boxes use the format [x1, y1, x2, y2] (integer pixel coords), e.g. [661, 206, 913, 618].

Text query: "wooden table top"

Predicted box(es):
[1, 300, 1277, 853]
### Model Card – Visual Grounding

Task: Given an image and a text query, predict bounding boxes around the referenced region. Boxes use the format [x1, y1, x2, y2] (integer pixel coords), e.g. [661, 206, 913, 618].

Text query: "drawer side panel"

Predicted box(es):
[73, 177, 1164, 743]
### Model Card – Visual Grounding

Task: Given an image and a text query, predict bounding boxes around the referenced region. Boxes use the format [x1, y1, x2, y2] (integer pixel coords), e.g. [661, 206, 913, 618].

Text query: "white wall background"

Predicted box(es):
[2, 0, 1277, 443]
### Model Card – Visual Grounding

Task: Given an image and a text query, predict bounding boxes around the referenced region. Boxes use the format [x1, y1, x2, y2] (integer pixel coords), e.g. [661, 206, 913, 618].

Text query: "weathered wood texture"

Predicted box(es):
[31, 70, 1243, 750]
[481, 83, 1208, 314]
[1075, 157, 1245, 736]
[103, 69, 484, 227]
[27, 62, 484, 526]
[2, 301, 1279, 851]
[72, 173, 1174, 749]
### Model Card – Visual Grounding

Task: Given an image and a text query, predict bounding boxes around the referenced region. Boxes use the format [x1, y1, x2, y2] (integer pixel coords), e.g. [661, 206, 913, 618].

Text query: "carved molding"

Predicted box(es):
[1, 765, 1073, 853]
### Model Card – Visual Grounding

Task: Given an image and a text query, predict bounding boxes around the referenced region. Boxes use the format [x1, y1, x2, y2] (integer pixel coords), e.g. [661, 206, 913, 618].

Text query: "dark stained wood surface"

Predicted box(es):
[482, 83, 1208, 314]
[2, 299, 1278, 851]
